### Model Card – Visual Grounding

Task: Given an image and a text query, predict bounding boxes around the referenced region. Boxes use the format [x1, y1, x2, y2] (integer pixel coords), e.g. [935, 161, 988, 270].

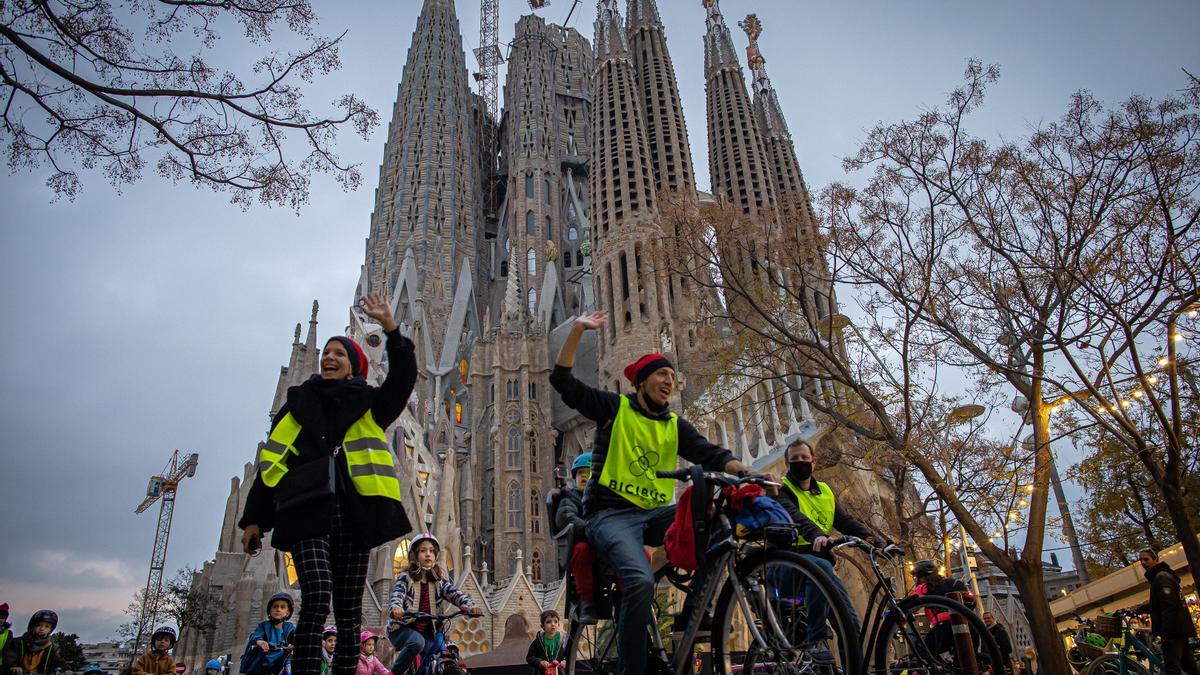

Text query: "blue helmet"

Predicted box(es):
[571, 452, 592, 476]
[81, 666, 104, 674]
[205, 660, 222, 672]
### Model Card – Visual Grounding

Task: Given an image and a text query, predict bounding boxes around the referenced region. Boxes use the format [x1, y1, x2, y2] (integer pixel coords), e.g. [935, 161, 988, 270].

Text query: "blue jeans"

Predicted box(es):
[778, 554, 860, 644]
[388, 626, 433, 675]
[588, 505, 675, 675]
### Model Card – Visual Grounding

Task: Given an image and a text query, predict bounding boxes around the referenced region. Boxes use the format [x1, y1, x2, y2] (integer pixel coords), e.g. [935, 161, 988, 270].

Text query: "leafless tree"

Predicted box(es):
[663, 61, 1199, 671]
[1, 0, 378, 210]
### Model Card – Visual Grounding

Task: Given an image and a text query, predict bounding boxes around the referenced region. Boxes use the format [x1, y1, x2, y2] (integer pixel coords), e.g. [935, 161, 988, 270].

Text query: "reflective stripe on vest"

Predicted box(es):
[781, 477, 836, 546]
[258, 413, 303, 487]
[341, 411, 401, 500]
[598, 395, 679, 510]
[256, 410, 401, 502]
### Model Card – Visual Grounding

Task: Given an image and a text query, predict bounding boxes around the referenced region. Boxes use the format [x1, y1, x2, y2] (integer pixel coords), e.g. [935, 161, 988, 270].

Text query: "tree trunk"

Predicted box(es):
[1008, 562, 1071, 674]
[1158, 472, 1200, 580]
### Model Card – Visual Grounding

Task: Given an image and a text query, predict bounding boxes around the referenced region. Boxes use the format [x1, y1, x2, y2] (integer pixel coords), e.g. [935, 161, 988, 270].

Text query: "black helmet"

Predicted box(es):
[913, 560, 938, 578]
[151, 625, 177, 647]
[267, 592, 294, 619]
[28, 610, 58, 633]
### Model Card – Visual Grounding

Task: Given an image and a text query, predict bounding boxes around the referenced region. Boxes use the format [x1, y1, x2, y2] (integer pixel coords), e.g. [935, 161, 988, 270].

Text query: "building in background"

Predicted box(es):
[81, 641, 132, 674]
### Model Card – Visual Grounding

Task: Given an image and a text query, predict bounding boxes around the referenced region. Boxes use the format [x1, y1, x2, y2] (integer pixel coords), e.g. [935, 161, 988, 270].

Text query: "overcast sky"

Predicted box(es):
[1, 0, 1196, 644]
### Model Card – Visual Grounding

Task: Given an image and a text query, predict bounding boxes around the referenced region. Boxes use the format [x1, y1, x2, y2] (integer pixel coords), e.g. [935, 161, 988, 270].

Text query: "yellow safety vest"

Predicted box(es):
[257, 410, 402, 502]
[598, 396, 679, 510]
[781, 477, 836, 546]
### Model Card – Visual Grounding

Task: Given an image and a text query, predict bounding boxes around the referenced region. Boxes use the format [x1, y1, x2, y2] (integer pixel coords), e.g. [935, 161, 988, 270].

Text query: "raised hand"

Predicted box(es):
[574, 311, 608, 331]
[360, 292, 397, 332]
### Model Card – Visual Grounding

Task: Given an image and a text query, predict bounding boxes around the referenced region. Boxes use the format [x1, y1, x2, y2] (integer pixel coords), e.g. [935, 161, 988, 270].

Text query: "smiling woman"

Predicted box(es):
[237, 292, 417, 675]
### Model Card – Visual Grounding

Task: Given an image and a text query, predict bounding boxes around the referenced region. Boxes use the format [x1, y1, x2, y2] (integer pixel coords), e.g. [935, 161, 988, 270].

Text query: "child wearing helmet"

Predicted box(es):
[132, 626, 177, 675]
[319, 628, 336, 675]
[386, 533, 481, 675]
[2, 609, 64, 674]
[240, 593, 297, 675]
[909, 560, 978, 656]
[354, 633, 388, 675]
[552, 452, 598, 624]
[205, 659, 224, 675]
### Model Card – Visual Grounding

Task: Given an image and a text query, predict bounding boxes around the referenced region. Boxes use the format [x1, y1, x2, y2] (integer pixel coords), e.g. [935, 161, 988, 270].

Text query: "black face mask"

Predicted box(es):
[787, 460, 813, 483]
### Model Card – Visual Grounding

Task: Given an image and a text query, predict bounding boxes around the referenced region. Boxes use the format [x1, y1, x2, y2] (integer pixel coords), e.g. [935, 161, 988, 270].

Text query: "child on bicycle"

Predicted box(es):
[319, 627, 336, 675]
[552, 452, 598, 624]
[2, 609, 64, 674]
[355, 632, 388, 675]
[387, 533, 482, 675]
[133, 626, 178, 675]
[241, 593, 297, 675]
[909, 560, 977, 655]
[526, 610, 568, 675]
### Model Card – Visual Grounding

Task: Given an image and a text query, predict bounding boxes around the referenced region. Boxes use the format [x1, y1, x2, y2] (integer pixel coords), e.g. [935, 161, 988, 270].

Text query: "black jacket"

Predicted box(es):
[988, 622, 1013, 659]
[553, 486, 586, 540]
[549, 365, 735, 514]
[1143, 561, 1197, 638]
[776, 477, 875, 555]
[2, 635, 63, 674]
[525, 631, 568, 674]
[239, 329, 417, 551]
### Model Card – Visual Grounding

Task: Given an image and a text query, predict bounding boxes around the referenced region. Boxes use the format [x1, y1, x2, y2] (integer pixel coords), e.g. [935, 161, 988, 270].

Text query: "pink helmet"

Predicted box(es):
[360, 631, 377, 645]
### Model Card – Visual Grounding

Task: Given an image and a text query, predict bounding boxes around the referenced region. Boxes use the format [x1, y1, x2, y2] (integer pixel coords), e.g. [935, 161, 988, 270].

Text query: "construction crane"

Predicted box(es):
[132, 450, 198, 655]
[474, 0, 503, 222]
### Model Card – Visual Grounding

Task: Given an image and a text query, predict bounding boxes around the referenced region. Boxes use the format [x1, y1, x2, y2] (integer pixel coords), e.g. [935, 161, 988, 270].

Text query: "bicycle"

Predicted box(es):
[1081, 609, 1167, 675]
[393, 610, 472, 675]
[1067, 615, 1108, 673]
[564, 466, 863, 675]
[829, 537, 1004, 674]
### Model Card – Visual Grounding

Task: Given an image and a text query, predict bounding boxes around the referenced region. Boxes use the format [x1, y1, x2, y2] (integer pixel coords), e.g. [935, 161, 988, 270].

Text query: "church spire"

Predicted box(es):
[628, 0, 695, 194]
[502, 246, 522, 325]
[739, 14, 789, 138]
[701, 0, 739, 80]
[594, 0, 631, 64]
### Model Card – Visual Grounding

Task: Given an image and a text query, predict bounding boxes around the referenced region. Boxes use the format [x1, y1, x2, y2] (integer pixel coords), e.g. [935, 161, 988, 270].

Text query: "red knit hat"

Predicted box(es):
[325, 336, 369, 378]
[624, 353, 674, 387]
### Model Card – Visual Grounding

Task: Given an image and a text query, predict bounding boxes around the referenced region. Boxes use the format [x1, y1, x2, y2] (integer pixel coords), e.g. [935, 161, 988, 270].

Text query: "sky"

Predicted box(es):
[0, 0, 1197, 644]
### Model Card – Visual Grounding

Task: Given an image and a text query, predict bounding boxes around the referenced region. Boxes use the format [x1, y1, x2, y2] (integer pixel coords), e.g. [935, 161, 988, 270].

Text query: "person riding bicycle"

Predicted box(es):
[775, 435, 879, 663]
[551, 451, 599, 624]
[910, 560, 976, 656]
[550, 311, 754, 675]
[133, 626, 177, 675]
[1137, 548, 1200, 675]
[387, 532, 482, 675]
[241, 592, 296, 675]
[2, 609, 64, 675]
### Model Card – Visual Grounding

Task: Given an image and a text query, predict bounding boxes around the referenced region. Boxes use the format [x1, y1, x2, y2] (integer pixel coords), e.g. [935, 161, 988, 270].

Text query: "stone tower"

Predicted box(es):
[358, 0, 484, 550]
[590, 0, 673, 393]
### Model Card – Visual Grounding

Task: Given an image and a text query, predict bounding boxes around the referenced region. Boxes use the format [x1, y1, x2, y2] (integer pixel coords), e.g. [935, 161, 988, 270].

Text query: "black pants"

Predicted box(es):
[1161, 636, 1200, 675]
[290, 499, 370, 675]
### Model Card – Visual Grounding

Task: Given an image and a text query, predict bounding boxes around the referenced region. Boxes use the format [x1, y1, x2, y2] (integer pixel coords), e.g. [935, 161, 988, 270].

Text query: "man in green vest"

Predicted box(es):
[777, 435, 880, 663]
[550, 311, 754, 675]
[0, 604, 11, 657]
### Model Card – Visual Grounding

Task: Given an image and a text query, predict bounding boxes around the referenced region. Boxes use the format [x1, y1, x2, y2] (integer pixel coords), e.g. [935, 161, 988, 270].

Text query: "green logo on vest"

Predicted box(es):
[628, 444, 660, 477]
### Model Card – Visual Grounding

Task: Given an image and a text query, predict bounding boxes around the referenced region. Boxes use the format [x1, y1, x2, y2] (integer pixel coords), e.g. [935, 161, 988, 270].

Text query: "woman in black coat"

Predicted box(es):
[239, 292, 416, 675]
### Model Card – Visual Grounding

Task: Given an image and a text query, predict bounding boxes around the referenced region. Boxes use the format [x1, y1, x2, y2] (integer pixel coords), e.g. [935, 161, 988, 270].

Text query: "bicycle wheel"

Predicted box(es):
[711, 548, 864, 675]
[565, 617, 620, 675]
[872, 595, 1005, 675]
[1083, 654, 1149, 675]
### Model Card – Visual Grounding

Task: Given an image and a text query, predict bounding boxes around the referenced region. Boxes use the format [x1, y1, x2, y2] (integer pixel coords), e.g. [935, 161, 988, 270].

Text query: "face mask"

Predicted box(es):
[787, 460, 813, 482]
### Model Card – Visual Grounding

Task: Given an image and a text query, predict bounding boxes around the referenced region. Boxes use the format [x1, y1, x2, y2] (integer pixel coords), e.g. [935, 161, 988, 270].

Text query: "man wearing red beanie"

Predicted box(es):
[550, 311, 754, 675]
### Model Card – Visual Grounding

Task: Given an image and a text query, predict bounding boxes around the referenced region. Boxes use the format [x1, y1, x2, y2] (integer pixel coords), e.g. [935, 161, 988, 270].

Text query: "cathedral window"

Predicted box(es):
[525, 174, 534, 198]
[527, 248, 537, 278]
[545, 215, 552, 240]
[567, 226, 578, 242]
[528, 381, 537, 399]
[507, 481, 522, 529]
[544, 178, 552, 204]
[531, 550, 543, 581]
[506, 379, 518, 399]
[507, 427, 521, 469]
[500, 261, 508, 277]
[526, 210, 535, 235]
[527, 289, 537, 314]
[563, 251, 572, 269]
[530, 489, 540, 534]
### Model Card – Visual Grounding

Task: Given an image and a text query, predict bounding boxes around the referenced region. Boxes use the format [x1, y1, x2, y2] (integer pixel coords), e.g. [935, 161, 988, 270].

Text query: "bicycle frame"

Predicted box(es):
[1110, 615, 1165, 673]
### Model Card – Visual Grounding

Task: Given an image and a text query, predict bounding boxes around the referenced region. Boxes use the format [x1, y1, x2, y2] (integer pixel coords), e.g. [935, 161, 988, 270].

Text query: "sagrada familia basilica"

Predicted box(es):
[174, 0, 909, 666]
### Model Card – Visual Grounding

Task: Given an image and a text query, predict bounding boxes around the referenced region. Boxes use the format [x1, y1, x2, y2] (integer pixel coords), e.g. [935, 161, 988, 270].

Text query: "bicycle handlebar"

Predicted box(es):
[828, 535, 904, 558]
[655, 469, 781, 489]
[398, 609, 477, 622]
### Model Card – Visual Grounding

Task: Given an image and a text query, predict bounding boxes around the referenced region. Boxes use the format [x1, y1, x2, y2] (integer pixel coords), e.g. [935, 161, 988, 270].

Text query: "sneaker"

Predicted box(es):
[803, 640, 834, 664]
[574, 601, 598, 625]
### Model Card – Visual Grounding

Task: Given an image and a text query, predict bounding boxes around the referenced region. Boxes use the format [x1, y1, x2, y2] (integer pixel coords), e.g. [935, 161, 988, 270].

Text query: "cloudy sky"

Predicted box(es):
[1, 0, 1196, 643]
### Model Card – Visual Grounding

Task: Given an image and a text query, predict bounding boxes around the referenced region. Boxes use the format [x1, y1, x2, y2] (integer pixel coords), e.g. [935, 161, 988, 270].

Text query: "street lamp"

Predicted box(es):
[940, 404, 989, 613]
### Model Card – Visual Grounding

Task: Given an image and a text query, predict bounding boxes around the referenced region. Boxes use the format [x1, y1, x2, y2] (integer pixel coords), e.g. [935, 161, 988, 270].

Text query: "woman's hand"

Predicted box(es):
[360, 292, 397, 333]
[574, 311, 607, 331]
[390, 607, 405, 621]
[242, 525, 263, 555]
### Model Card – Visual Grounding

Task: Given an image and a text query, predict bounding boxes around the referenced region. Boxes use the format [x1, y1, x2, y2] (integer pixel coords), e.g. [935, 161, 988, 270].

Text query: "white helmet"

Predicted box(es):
[409, 532, 440, 554]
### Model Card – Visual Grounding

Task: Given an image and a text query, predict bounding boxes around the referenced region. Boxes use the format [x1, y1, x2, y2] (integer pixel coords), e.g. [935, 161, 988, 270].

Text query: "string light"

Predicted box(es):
[1158, 357, 1170, 367]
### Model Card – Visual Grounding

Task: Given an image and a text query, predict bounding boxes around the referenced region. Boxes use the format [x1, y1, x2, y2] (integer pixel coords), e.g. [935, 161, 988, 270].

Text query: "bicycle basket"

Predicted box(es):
[1076, 641, 1106, 660]
[1094, 614, 1122, 638]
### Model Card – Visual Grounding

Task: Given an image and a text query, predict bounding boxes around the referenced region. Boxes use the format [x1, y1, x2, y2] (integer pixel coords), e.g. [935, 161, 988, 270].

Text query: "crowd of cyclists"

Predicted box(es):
[8, 307, 1196, 675]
